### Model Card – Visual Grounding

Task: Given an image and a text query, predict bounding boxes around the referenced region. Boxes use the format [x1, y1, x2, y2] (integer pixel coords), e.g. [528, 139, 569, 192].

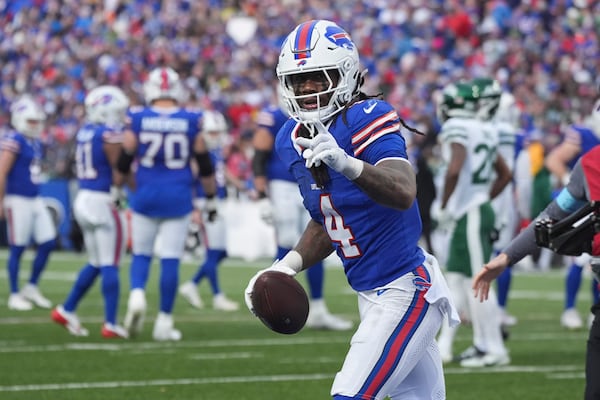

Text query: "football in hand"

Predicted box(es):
[251, 270, 309, 334]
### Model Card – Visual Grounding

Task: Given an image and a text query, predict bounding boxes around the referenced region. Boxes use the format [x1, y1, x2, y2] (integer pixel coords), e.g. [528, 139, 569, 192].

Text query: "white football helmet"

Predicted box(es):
[143, 67, 185, 104]
[276, 20, 362, 123]
[493, 92, 520, 127]
[85, 85, 130, 128]
[10, 96, 46, 138]
[202, 110, 229, 150]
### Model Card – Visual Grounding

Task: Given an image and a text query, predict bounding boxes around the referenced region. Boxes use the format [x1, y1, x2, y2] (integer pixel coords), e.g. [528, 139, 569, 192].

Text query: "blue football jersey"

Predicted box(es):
[255, 106, 295, 183]
[564, 124, 600, 169]
[75, 123, 123, 192]
[0, 131, 42, 197]
[275, 99, 425, 291]
[127, 106, 199, 217]
[195, 147, 227, 199]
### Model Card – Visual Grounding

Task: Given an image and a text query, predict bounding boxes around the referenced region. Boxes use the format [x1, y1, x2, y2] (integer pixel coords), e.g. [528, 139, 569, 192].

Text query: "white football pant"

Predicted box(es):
[73, 190, 126, 266]
[194, 198, 226, 251]
[132, 212, 190, 258]
[269, 180, 308, 248]
[4, 195, 56, 246]
[331, 254, 458, 400]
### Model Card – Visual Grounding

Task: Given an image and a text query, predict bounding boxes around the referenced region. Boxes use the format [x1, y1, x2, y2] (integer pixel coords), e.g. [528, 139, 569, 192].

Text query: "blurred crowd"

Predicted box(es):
[1, 0, 599, 180]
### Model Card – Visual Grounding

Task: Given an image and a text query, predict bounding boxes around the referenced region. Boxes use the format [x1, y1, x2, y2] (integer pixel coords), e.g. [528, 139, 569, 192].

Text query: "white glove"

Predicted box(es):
[244, 253, 301, 316]
[257, 197, 274, 225]
[431, 203, 454, 231]
[294, 121, 364, 180]
[110, 186, 126, 210]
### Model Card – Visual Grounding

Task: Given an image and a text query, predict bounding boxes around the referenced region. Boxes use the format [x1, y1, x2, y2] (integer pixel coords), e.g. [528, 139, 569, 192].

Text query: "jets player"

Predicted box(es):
[179, 110, 239, 312]
[117, 67, 217, 341]
[545, 100, 600, 330]
[433, 79, 512, 367]
[51, 85, 129, 338]
[480, 84, 521, 329]
[0, 96, 56, 311]
[251, 91, 352, 331]
[245, 20, 459, 399]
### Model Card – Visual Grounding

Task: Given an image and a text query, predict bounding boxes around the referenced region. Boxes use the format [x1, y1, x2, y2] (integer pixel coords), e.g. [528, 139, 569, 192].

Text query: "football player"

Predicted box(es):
[0, 96, 56, 311]
[481, 85, 521, 329]
[117, 67, 217, 341]
[245, 20, 459, 399]
[473, 144, 600, 400]
[433, 78, 512, 367]
[51, 85, 130, 338]
[179, 110, 239, 312]
[251, 89, 352, 331]
[545, 99, 600, 330]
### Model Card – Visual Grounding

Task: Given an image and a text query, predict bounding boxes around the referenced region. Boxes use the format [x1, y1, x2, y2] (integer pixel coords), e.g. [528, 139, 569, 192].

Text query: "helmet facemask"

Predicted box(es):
[281, 69, 342, 130]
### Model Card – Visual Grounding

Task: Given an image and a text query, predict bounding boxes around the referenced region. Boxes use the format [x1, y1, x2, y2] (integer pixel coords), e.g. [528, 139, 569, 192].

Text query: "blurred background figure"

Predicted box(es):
[118, 67, 218, 341]
[0, 96, 56, 311]
[545, 98, 600, 330]
[51, 85, 130, 338]
[251, 90, 353, 331]
[179, 110, 240, 312]
[433, 78, 512, 367]
[488, 90, 521, 329]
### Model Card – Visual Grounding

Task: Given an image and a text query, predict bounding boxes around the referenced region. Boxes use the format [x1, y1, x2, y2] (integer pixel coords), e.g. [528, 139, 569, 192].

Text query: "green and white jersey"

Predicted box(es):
[493, 120, 517, 172]
[488, 119, 519, 246]
[436, 116, 499, 220]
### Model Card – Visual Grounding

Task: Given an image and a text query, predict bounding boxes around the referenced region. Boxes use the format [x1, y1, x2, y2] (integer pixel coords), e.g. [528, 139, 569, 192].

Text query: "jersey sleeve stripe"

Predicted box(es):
[354, 124, 401, 156]
[0, 138, 20, 152]
[256, 111, 275, 127]
[351, 111, 399, 145]
[102, 131, 124, 144]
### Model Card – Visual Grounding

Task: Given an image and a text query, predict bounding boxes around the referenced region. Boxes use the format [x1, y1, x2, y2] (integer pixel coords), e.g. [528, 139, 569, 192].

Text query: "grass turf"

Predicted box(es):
[0, 250, 592, 399]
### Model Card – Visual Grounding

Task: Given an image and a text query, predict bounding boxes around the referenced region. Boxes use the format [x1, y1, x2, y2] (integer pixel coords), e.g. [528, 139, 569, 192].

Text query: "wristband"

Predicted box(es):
[341, 156, 364, 180]
[280, 250, 303, 273]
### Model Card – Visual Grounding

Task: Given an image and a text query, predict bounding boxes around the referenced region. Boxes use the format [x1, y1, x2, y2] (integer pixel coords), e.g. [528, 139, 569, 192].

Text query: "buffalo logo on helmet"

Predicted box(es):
[324, 25, 354, 50]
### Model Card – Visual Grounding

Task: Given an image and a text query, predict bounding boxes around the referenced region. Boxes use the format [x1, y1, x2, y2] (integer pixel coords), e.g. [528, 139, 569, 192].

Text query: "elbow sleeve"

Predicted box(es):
[194, 152, 215, 177]
[252, 149, 271, 177]
[116, 150, 134, 174]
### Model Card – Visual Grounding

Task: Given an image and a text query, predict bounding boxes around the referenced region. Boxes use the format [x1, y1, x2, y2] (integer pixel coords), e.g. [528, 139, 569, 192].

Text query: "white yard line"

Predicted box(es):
[0, 365, 583, 392]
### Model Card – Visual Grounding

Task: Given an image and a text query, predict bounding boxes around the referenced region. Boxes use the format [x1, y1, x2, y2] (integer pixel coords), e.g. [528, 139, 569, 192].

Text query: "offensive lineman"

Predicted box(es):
[117, 67, 217, 341]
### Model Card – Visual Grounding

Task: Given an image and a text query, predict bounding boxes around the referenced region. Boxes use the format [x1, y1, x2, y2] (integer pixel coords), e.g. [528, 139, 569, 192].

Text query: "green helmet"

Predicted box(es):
[471, 77, 502, 121]
[436, 81, 480, 123]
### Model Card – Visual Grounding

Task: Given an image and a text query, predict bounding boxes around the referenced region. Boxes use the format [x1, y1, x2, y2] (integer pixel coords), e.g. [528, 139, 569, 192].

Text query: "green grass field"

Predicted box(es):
[0, 250, 593, 399]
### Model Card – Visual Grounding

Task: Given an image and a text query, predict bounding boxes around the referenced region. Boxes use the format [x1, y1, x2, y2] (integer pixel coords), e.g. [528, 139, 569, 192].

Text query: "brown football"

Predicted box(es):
[251, 270, 309, 334]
